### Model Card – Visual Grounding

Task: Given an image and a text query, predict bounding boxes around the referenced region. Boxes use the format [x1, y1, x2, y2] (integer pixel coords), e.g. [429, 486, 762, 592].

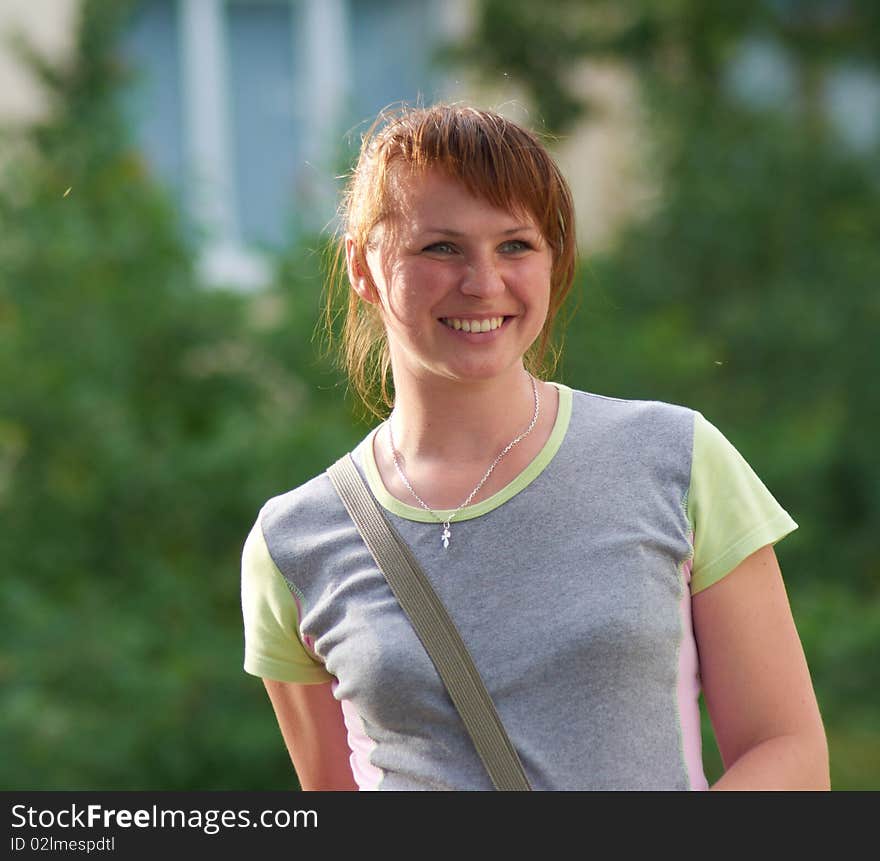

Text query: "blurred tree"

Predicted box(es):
[0, 0, 359, 789]
[457, 0, 880, 788]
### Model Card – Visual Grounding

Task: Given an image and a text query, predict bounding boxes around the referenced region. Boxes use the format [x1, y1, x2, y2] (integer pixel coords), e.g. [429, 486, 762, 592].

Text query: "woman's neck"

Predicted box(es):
[386, 364, 538, 464]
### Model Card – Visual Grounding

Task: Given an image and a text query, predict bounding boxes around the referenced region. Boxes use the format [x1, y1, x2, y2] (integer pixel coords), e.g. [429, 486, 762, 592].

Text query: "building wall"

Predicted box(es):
[0, 0, 79, 124]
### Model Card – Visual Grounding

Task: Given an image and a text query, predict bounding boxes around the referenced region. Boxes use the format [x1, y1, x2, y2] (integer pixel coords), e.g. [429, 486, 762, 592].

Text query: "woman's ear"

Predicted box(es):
[345, 235, 379, 304]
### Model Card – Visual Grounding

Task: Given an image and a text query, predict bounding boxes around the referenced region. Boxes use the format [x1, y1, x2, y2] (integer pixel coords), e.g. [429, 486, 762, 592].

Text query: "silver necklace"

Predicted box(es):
[388, 373, 540, 549]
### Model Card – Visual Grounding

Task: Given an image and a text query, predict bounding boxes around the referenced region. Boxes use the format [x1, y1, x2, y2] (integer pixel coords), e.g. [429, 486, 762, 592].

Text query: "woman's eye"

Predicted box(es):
[500, 239, 532, 253]
[424, 242, 456, 254]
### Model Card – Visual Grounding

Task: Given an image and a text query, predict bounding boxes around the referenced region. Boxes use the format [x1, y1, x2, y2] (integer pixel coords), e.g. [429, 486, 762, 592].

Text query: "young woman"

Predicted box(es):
[240, 104, 829, 791]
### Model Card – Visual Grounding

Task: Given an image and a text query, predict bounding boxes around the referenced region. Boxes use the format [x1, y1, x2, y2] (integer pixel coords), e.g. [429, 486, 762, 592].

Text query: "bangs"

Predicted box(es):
[355, 105, 573, 259]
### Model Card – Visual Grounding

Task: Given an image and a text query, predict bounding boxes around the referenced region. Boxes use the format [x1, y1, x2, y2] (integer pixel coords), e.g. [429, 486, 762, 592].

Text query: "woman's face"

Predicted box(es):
[348, 167, 553, 389]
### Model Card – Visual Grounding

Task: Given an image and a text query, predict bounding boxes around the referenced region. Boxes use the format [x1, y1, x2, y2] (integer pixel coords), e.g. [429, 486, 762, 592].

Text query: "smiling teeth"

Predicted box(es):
[441, 316, 505, 332]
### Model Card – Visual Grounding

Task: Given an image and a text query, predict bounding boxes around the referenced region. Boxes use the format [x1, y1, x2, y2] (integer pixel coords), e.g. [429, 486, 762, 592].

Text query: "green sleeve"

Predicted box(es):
[240, 514, 335, 684]
[687, 413, 798, 595]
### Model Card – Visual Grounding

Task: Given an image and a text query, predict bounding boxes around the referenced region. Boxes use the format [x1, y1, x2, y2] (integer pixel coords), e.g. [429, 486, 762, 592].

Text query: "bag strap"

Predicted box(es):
[326, 453, 532, 791]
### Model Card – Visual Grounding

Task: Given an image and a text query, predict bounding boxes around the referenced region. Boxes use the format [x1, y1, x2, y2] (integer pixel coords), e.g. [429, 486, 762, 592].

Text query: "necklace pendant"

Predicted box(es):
[388, 372, 539, 553]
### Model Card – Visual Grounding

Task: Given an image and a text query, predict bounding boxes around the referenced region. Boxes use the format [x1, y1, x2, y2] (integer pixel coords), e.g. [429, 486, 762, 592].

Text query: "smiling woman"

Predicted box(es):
[346, 167, 554, 401]
[240, 103, 829, 791]
[331, 105, 576, 420]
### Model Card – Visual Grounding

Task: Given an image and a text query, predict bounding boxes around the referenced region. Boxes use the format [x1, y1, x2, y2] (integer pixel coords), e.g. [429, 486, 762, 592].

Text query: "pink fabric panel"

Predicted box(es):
[290, 592, 320, 660]
[338, 693, 383, 790]
[678, 550, 709, 790]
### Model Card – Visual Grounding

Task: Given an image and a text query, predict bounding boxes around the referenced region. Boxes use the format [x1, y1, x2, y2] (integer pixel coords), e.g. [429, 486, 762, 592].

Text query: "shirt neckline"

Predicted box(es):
[358, 382, 572, 522]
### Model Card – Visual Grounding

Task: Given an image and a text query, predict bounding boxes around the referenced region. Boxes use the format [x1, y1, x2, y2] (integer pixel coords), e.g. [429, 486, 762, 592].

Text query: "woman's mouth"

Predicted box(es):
[439, 316, 507, 333]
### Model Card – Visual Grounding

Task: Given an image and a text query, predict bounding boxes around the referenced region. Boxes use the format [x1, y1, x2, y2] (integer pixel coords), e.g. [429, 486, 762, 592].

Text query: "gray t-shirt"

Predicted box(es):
[241, 384, 797, 790]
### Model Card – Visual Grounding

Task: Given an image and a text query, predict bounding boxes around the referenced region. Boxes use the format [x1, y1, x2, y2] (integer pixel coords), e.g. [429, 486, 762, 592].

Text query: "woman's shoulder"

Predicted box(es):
[563, 384, 698, 436]
[567, 384, 693, 413]
[260, 469, 337, 523]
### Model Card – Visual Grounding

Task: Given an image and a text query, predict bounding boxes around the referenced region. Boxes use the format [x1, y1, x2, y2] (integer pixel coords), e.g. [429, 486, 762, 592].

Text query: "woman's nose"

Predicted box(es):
[460, 255, 505, 297]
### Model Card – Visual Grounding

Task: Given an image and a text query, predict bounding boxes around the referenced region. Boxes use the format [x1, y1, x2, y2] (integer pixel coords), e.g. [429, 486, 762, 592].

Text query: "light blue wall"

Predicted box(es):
[348, 0, 440, 121]
[226, 0, 303, 248]
[121, 0, 185, 208]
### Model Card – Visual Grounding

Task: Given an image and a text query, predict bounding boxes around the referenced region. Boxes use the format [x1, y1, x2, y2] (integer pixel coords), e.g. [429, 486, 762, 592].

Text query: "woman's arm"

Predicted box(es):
[692, 544, 830, 790]
[263, 679, 359, 791]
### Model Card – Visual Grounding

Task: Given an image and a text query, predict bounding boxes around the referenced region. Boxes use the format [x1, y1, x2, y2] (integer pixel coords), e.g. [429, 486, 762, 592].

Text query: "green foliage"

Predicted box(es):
[0, 0, 361, 789]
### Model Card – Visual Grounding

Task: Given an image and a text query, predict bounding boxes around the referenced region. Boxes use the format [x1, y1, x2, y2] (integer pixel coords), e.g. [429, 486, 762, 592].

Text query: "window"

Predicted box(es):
[121, 0, 185, 207]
